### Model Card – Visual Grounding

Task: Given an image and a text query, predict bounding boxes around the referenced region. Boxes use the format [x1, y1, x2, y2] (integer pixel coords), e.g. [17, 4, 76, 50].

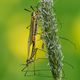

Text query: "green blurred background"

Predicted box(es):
[0, 0, 80, 80]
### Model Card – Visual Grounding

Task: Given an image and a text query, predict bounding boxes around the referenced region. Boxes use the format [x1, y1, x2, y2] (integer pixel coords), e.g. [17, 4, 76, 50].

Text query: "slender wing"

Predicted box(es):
[27, 12, 38, 62]
[34, 14, 38, 34]
[29, 13, 38, 60]
[27, 15, 34, 59]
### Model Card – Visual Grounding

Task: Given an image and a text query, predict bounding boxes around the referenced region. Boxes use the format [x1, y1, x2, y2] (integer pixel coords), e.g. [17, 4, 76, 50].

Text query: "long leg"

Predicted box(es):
[30, 6, 35, 11]
[33, 50, 36, 75]
[59, 36, 76, 48]
[21, 65, 27, 72]
[21, 63, 29, 72]
[63, 60, 74, 69]
[24, 8, 31, 12]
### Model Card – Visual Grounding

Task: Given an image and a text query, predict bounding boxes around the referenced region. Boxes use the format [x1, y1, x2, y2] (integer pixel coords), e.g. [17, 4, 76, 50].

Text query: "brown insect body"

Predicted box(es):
[27, 11, 38, 65]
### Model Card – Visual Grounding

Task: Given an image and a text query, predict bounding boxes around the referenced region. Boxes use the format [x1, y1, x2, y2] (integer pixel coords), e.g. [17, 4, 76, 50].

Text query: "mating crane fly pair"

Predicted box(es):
[21, 6, 43, 74]
[25, 6, 38, 64]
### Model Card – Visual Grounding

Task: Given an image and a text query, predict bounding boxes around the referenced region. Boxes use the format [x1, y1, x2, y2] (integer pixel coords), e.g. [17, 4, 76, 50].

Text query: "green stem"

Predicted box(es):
[38, 0, 63, 80]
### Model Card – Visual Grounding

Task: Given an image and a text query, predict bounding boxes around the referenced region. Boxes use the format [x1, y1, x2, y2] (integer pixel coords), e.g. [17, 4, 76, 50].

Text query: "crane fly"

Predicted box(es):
[21, 6, 39, 74]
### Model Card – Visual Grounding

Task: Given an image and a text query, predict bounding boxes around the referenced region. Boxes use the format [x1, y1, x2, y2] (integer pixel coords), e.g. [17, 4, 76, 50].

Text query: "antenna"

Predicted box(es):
[24, 8, 31, 12]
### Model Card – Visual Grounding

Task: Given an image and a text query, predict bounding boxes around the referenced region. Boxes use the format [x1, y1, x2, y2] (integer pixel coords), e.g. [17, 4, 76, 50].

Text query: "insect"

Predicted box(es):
[26, 7, 38, 63]
[21, 6, 40, 75]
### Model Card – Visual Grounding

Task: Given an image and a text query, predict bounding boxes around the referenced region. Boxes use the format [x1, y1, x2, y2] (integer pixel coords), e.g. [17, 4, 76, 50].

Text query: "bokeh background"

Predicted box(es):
[0, 0, 80, 80]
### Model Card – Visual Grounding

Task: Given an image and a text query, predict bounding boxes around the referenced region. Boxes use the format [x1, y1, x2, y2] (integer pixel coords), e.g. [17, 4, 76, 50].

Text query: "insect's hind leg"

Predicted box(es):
[21, 60, 30, 71]
[21, 64, 28, 76]
[21, 64, 27, 72]
[33, 51, 36, 75]
[63, 60, 74, 69]
[24, 68, 28, 76]
[59, 36, 76, 49]
[21, 60, 34, 76]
